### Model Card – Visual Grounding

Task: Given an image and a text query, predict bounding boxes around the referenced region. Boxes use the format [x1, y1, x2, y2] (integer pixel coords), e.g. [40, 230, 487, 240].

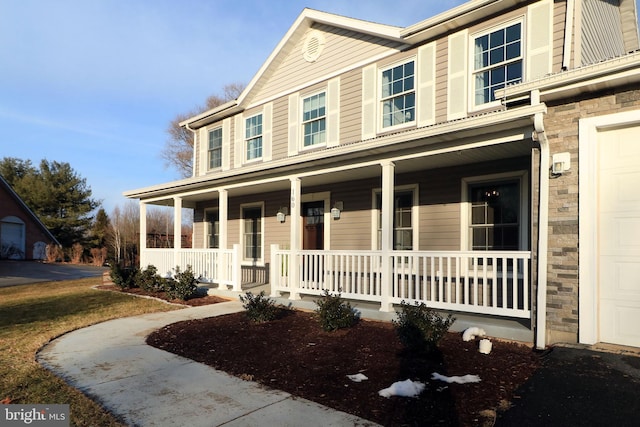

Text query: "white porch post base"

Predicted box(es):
[269, 244, 282, 297]
[230, 244, 242, 291]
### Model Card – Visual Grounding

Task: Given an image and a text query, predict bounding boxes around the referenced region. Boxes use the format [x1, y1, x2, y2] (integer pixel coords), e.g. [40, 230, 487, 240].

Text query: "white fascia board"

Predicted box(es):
[499, 51, 640, 102]
[401, 0, 525, 43]
[179, 100, 240, 129]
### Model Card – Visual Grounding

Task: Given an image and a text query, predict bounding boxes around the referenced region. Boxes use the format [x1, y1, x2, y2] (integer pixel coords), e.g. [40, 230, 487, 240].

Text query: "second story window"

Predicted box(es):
[245, 114, 262, 161]
[208, 128, 222, 169]
[302, 92, 326, 147]
[473, 22, 522, 106]
[381, 61, 415, 128]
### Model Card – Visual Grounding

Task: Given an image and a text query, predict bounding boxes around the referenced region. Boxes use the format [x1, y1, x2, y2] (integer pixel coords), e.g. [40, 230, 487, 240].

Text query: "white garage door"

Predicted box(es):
[598, 125, 640, 347]
[1, 220, 25, 259]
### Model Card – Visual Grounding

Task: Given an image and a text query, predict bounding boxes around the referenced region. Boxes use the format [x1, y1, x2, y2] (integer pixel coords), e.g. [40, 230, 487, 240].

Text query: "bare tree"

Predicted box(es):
[108, 201, 140, 266]
[162, 83, 245, 178]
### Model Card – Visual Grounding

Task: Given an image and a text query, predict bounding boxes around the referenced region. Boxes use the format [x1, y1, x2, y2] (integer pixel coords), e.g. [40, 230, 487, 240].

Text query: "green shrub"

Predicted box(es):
[239, 291, 279, 322]
[393, 301, 455, 353]
[165, 265, 198, 300]
[314, 289, 358, 332]
[109, 264, 139, 290]
[138, 265, 166, 292]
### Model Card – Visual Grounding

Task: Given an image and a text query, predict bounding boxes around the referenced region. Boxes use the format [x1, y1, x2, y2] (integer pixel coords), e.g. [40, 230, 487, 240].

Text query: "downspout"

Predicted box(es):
[562, 0, 575, 70]
[532, 89, 549, 350]
[185, 122, 197, 178]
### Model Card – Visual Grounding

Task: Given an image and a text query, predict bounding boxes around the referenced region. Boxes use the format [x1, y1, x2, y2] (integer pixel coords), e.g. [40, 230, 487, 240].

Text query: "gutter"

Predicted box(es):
[562, 0, 574, 70]
[531, 90, 549, 350]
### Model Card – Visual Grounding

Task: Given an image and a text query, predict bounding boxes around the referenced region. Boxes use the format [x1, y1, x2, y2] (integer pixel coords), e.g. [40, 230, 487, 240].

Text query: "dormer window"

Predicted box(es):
[381, 60, 415, 128]
[472, 22, 523, 106]
[245, 114, 263, 161]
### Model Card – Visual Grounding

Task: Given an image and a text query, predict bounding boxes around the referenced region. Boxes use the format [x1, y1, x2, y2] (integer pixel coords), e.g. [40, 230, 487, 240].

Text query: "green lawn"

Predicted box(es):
[0, 278, 178, 426]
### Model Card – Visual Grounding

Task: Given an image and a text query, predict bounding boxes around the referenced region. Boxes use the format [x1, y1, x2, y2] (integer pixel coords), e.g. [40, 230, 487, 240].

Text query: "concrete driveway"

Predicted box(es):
[0, 260, 107, 287]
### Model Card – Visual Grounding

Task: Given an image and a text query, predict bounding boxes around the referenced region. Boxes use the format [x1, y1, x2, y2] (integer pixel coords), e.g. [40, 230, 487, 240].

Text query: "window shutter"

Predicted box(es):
[198, 127, 207, 176]
[361, 64, 376, 140]
[417, 42, 436, 127]
[288, 93, 299, 156]
[263, 103, 273, 161]
[327, 77, 340, 147]
[527, 0, 553, 80]
[222, 118, 231, 171]
[447, 29, 468, 120]
[234, 114, 243, 167]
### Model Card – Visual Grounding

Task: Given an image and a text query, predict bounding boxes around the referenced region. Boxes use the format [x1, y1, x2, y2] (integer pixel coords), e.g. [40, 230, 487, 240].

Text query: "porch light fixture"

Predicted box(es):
[331, 201, 343, 220]
[551, 152, 571, 175]
[276, 207, 288, 223]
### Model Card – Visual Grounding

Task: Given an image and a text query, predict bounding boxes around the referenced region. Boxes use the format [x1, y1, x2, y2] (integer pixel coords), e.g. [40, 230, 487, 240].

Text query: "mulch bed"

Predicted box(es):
[95, 284, 229, 306]
[147, 308, 541, 426]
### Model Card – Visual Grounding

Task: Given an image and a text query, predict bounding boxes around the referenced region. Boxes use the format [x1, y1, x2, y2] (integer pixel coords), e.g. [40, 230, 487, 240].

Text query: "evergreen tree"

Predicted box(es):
[0, 157, 100, 248]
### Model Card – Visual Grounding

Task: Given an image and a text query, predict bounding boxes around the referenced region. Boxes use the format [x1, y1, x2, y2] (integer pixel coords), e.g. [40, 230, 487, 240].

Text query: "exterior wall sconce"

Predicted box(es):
[551, 152, 571, 175]
[331, 201, 343, 220]
[277, 207, 288, 223]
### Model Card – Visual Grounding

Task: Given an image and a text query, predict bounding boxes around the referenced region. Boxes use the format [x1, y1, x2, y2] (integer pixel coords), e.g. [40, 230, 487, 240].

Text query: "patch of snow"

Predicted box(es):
[378, 379, 425, 398]
[347, 373, 368, 382]
[431, 372, 481, 384]
[462, 326, 486, 341]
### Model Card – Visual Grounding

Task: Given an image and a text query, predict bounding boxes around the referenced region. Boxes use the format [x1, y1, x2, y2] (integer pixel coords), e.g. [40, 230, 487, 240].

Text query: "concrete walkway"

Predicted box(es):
[37, 301, 379, 427]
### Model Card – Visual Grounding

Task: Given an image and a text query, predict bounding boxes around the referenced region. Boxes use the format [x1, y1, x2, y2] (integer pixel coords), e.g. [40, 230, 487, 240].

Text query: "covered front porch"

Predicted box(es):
[132, 104, 547, 343]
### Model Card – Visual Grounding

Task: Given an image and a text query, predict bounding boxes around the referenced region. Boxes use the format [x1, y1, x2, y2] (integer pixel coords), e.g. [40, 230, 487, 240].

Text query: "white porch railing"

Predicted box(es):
[270, 246, 531, 318]
[141, 244, 242, 290]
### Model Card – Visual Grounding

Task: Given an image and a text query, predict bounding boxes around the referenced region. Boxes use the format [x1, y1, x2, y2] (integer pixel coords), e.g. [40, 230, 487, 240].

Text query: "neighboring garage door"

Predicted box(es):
[1, 217, 25, 260]
[598, 124, 640, 347]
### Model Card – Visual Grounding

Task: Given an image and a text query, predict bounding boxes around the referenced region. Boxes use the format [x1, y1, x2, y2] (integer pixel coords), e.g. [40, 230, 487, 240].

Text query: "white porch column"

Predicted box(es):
[289, 177, 301, 300]
[218, 189, 228, 250]
[173, 196, 182, 271]
[380, 161, 395, 312]
[139, 201, 147, 268]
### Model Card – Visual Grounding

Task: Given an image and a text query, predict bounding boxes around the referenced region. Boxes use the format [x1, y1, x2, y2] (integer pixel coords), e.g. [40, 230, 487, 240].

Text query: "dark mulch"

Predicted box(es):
[95, 284, 229, 306]
[147, 308, 540, 426]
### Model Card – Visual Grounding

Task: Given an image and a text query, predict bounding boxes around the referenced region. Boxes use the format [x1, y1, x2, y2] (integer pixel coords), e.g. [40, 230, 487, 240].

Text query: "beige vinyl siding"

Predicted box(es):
[552, 0, 569, 70]
[581, 0, 626, 65]
[620, 0, 640, 52]
[434, 38, 448, 124]
[340, 68, 362, 144]
[271, 96, 289, 160]
[253, 24, 404, 103]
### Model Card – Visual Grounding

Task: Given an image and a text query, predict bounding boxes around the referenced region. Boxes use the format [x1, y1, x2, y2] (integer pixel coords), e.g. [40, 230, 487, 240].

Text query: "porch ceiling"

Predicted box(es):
[169, 138, 534, 206]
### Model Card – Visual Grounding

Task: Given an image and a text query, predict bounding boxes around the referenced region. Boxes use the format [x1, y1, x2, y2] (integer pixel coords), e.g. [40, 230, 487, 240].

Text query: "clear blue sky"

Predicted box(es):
[0, 1, 637, 215]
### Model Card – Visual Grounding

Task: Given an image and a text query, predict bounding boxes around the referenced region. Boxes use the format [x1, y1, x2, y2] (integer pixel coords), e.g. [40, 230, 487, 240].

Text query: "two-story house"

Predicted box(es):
[125, 0, 640, 350]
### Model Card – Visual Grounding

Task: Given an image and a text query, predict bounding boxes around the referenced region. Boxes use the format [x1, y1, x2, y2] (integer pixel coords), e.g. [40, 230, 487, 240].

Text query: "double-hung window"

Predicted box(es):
[375, 190, 415, 250]
[242, 206, 262, 262]
[473, 22, 522, 106]
[204, 209, 219, 249]
[208, 128, 222, 170]
[245, 114, 263, 161]
[381, 61, 415, 128]
[469, 180, 520, 251]
[302, 92, 326, 147]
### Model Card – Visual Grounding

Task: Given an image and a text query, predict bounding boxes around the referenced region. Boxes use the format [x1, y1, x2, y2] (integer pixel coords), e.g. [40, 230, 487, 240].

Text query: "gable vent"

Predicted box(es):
[303, 30, 325, 63]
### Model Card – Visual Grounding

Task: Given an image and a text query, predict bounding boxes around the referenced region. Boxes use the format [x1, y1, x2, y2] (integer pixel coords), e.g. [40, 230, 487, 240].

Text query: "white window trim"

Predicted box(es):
[370, 184, 419, 251]
[468, 17, 525, 112]
[460, 170, 529, 251]
[203, 208, 219, 249]
[300, 89, 328, 152]
[240, 202, 265, 266]
[244, 113, 263, 163]
[207, 127, 223, 171]
[378, 57, 417, 134]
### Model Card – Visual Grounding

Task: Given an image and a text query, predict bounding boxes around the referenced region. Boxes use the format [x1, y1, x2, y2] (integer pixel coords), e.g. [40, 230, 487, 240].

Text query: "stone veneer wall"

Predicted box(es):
[543, 86, 640, 344]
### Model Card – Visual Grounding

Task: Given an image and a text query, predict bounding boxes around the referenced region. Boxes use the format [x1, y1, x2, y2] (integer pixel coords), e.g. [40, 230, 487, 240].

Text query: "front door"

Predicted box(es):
[302, 201, 324, 250]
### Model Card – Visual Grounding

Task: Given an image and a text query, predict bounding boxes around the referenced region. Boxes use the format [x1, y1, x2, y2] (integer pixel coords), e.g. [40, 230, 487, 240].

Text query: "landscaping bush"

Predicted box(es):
[393, 301, 455, 353]
[138, 265, 166, 293]
[239, 291, 280, 322]
[314, 289, 358, 332]
[109, 263, 139, 290]
[165, 265, 198, 300]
